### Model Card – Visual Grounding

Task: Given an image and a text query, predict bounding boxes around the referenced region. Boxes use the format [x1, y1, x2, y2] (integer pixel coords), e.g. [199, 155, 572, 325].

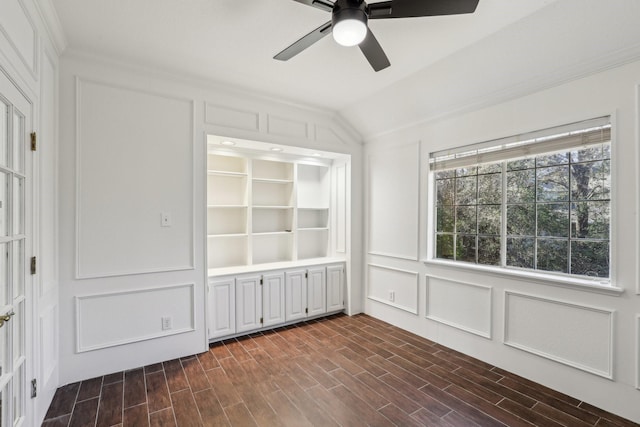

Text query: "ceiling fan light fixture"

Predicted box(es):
[332, 6, 368, 47]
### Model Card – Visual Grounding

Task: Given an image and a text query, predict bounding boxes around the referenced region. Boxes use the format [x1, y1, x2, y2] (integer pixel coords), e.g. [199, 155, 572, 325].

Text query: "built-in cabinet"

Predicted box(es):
[208, 263, 345, 340]
[207, 154, 331, 269]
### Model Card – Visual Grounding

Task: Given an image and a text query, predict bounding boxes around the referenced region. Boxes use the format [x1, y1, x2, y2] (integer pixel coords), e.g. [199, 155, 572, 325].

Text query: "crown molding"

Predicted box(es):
[35, 0, 68, 55]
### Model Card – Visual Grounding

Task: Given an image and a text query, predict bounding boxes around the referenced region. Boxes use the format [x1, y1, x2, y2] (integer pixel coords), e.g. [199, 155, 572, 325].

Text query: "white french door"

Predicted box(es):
[0, 70, 32, 427]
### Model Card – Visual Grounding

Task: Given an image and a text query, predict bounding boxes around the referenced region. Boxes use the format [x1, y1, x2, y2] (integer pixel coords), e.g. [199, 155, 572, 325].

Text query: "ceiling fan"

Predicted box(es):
[274, 0, 480, 71]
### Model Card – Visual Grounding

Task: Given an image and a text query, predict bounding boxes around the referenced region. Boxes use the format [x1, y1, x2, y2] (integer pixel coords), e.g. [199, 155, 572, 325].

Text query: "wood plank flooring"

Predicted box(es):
[42, 314, 638, 427]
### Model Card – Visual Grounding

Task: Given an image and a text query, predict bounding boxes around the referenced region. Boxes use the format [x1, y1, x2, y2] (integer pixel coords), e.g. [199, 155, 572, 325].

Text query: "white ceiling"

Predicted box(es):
[51, 0, 556, 111]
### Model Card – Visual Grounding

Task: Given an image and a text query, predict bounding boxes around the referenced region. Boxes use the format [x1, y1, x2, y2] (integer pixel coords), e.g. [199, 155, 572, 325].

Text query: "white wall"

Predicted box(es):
[57, 52, 364, 384]
[362, 60, 640, 423]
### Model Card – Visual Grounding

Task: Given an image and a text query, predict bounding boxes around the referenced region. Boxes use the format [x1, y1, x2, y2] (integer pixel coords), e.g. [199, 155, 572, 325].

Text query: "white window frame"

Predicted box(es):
[424, 116, 623, 295]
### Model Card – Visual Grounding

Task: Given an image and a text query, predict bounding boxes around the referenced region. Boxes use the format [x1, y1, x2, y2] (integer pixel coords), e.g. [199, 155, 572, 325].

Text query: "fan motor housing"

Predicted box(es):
[332, 0, 368, 27]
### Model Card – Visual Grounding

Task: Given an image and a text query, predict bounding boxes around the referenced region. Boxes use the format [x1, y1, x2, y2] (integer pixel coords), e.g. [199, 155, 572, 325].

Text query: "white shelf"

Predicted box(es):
[207, 204, 247, 208]
[208, 233, 248, 238]
[208, 154, 247, 174]
[253, 231, 293, 236]
[253, 205, 293, 209]
[298, 207, 329, 210]
[252, 178, 293, 184]
[298, 227, 329, 231]
[208, 170, 247, 178]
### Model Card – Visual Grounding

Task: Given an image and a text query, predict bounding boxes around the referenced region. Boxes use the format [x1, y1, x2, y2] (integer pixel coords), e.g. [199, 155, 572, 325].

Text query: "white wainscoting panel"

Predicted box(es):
[205, 103, 259, 132]
[76, 78, 194, 278]
[267, 114, 309, 139]
[426, 275, 492, 338]
[368, 143, 419, 260]
[504, 291, 614, 379]
[0, 0, 37, 76]
[315, 124, 345, 145]
[76, 283, 195, 352]
[367, 264, 418, 314]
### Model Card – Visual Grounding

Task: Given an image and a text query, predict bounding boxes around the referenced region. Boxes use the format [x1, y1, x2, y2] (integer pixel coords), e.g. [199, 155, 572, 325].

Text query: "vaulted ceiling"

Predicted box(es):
[50, 0, 640, 138]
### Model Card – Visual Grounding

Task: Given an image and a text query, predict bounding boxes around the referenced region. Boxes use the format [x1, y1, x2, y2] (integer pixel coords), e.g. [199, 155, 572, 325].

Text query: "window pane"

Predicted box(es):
[537, 203, 569, 237]
[456, 166, 477, 177]
[434, 170, 454, 180]
[456, 235, 476, 262]
[478, 236, 500, 265]
[478, 163, 501, 174]
[478, 205, 500, 235]
[436, 235, 454, 259]
[571, 202, 609, 239]
[0, 243, 6, 307]
[0, 172, 7, 237]
[0, 102, 7, 167]
[456, 205, 476, 234]
[507, 204, 535, 236]
[571, 144, 610, 162]
[571, 160, 610, 201]
[507, 169, 535, 202]
[507, 237, 534, 269]
[13, 110, 24, 173]
[12, 176, 23, 236]
[455, 176, 476, 205]
[478, 173, 501, 204]
[437, 206, 454, 233]
[12, 239, 23, 298]
[537, 239, 568, 273]
[536, 151, 569, 167]
[436, 178, 455, 205]
[537, 165, 569, 202]
[571, 241, 609, 278]
[507, 158, 534, 171]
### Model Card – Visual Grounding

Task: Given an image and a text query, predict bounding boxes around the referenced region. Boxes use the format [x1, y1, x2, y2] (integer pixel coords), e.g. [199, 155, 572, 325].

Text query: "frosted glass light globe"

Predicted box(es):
[333, 19, 367, 46]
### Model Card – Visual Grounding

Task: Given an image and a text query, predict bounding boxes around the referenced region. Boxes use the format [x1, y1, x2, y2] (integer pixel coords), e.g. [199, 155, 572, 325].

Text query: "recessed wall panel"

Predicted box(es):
[205, 103, 259, 131]
[367, 264, 418, 314]
[504, 291, 614, 378]
[426, 276, 492, 338]
[368, 143, 419, 260]
[76, 79, 194, 278]
[0, 0, 37, 74]
[267, 115, 308, 138]
[76, 283, 195, 352]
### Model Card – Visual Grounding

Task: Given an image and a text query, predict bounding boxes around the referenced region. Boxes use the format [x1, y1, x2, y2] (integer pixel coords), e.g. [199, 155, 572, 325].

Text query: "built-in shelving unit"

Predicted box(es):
[207, 152, 335, 269]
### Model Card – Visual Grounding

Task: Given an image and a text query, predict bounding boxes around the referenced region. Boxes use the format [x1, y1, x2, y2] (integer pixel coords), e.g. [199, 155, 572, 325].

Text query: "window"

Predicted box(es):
[431, 117, 611, 281]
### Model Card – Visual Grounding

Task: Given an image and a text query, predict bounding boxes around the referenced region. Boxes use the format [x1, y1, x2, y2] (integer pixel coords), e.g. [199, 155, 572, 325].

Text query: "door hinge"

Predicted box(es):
[31, 378, 37, 398]
[260, 278, 263, 285]
[305, 308, 308, 314]
[30, 132, 37, 151]
[30, 256, 36, 275]
[260, 317, 263, 324]
[305, 272, 308, 278]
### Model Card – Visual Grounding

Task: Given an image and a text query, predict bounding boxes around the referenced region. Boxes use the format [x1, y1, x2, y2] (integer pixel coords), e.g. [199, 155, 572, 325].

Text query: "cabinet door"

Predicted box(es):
[262, 272, 286, 327]
[307, 267, 327, 316]
[208, 279, 236, 339]
[285, 269, 307, 322]
[326, 264, 345, 312]
[236, 275, 263, 333]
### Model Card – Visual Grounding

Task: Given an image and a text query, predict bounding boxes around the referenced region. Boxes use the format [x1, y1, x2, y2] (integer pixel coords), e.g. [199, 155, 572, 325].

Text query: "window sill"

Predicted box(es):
[422, 259, 624, 296]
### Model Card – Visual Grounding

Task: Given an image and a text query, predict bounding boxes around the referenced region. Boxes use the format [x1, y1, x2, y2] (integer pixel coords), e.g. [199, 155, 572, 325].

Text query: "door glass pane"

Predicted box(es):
[12, 300, 23, 362]
[13, 365, 24, 424]
[0, 318, 6, 376]
[12, 177, 23, 236]
[0, 172, 7, 237]
[12, 240, 23, 299]
[0, 102, 7, 167]
[0, 243, 6, 307]
[12, 110, 24, 173]
[0, 386, 6, 427]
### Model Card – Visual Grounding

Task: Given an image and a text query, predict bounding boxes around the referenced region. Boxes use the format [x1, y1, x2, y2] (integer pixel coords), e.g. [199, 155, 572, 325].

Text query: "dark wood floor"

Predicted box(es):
[42, 313, 638, 427]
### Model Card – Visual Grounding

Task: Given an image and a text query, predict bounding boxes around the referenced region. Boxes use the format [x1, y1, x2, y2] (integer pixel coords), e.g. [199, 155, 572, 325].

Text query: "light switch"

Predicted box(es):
[161, 212, 172, 227]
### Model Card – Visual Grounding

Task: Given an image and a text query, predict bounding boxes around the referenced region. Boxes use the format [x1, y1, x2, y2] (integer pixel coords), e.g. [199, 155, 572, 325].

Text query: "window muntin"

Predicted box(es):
[431, 118, 611, 281]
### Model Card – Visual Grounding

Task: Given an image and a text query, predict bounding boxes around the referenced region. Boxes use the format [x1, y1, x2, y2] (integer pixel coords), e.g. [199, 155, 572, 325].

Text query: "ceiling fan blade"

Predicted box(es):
[368, 0, 479, 19]
[359, 28, 390, 72]
[292, 0, 334, 13]
[274, 21, 333, 61]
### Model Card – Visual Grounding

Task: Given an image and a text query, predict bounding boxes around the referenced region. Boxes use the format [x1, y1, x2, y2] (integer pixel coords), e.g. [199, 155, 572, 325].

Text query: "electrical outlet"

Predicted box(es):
[389, 291, 395, 302]
[161, 316, 172, 330]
